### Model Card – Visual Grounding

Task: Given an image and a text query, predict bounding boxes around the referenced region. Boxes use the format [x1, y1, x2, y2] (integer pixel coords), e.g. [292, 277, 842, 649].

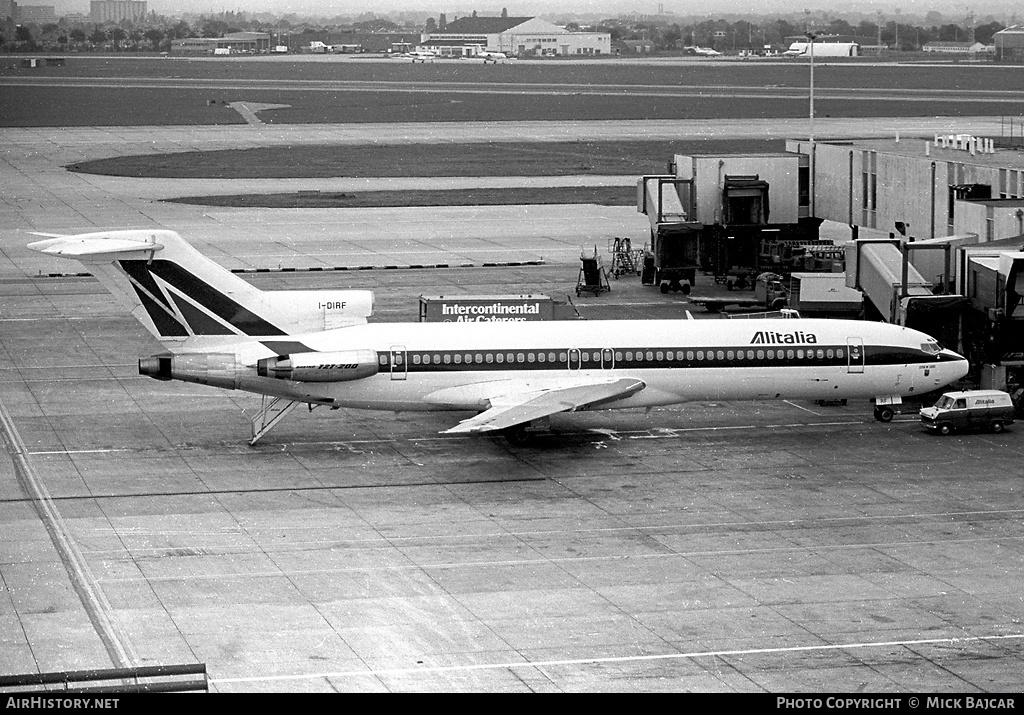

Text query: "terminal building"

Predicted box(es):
[785, 134, 1024, 391]
[642, 132, 1024, 392]
[787, 135, 1024, 242]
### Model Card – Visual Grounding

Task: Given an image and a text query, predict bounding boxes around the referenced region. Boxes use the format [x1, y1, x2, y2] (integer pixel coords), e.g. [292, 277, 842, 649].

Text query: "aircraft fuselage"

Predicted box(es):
[155, 317, 968, 414]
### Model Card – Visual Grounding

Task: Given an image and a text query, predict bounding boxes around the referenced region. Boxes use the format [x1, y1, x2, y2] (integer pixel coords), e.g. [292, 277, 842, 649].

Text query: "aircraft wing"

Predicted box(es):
[443, 377, 645, 434]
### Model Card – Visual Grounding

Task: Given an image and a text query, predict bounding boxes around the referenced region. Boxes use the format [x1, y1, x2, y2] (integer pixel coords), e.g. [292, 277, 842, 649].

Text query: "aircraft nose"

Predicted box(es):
[941, 349, 970, 378]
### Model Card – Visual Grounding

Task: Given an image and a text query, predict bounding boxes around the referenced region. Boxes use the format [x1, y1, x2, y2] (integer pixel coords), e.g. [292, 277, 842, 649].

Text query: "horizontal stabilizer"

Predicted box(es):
[28, 233, 164, 259]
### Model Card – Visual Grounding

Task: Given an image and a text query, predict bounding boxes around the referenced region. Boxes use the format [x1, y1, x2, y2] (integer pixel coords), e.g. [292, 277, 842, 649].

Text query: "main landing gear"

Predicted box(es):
[501, 424, 533, 445]
[499, 419, 549, 446]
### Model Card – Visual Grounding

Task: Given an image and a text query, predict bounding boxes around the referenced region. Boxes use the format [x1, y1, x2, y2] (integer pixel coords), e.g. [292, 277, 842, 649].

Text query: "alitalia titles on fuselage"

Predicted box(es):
[750, 331, 818, 345]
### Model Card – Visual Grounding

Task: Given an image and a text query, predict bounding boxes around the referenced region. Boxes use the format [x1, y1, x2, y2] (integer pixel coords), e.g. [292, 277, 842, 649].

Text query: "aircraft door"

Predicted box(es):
[390, 346, 407, 381]
[847, 337, 865, 374]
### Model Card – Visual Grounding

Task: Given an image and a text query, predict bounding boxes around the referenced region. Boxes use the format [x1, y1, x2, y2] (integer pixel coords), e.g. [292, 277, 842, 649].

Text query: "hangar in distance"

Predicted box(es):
[28, 230, 969, 444]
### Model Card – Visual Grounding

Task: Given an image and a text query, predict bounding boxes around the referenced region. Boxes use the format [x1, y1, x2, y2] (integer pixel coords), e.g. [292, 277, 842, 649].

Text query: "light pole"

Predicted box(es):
[807, 31, 816, 142]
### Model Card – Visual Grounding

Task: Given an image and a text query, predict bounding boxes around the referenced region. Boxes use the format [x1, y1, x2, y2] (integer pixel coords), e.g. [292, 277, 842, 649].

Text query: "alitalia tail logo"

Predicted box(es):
[751, 331, 818, 344]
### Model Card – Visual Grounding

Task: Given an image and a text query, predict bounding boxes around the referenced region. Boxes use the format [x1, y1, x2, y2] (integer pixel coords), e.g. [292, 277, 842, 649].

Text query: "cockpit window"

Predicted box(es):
[921, 341, 942, 355]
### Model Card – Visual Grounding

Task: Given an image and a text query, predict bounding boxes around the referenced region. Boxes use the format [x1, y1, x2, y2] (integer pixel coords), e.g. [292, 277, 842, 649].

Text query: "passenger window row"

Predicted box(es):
[382, 347, 848, 367]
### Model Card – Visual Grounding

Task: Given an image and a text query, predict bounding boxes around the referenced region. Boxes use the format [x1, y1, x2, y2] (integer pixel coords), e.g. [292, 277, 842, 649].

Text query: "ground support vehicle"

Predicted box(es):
[576, 246, 611, 296]
[920, 390, 1016, 435]
[609, 237, 643, 279]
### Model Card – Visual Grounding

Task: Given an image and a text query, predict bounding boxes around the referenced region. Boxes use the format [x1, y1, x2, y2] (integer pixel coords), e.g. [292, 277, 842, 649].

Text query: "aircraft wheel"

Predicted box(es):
[937, 423, 952, 436]
[503, 424, 533, 446]
[991, 420, 1004, 433]
[659, 282, 669, 294]
[682, 283, 691, 295]
[874, 406, 895, 422]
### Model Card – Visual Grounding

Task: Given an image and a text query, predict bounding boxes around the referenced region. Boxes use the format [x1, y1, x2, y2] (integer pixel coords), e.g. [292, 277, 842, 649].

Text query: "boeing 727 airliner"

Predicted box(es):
[28, 230, 970, 444]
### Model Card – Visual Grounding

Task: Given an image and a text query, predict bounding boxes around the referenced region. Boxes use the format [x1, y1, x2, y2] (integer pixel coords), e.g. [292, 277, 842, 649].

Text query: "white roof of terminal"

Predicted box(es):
[808, 138, 1024, 170]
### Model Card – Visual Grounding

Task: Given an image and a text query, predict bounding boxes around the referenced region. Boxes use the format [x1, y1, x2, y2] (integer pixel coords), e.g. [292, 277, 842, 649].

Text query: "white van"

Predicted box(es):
[920, 390, 1016, 435]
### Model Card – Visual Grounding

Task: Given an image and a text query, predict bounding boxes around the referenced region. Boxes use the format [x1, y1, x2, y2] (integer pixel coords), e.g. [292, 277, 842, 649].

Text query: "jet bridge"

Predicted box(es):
[957, 246, 1024, 373]
[846, 239, 966, 347]
[637, 175, 700, 293]
[638, 160, 823, 293]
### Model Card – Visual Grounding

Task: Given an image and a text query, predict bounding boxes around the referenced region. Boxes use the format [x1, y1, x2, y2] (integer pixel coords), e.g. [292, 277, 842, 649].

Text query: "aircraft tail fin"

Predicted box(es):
[28, 230, 373, 347]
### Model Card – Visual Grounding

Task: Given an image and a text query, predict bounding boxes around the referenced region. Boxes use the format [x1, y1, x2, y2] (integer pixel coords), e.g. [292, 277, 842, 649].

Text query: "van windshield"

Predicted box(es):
[936, 396, 956, 410]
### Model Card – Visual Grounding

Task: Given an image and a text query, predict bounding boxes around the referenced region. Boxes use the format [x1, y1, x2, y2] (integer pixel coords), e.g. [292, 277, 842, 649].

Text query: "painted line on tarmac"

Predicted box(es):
[100, 533, 1024, 583]
[210, 632, 1024, 687]
[0, 394, 137, 669]
[17, 419, 888, 458]
[783, 400, 822, 415]
[78, 506, 1024, 550]
[31, 449, 132, 455]
[13, 414, 910, 459]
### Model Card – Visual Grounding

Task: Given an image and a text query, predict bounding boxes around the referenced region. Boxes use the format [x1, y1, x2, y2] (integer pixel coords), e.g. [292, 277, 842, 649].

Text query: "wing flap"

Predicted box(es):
[443, 377, 645, 434]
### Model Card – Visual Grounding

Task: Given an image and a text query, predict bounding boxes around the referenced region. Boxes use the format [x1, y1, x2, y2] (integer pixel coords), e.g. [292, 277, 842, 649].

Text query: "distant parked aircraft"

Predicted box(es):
[475, 49, 510, 63]
[405, 50, 438, 63]
[307, 41, 362, 54]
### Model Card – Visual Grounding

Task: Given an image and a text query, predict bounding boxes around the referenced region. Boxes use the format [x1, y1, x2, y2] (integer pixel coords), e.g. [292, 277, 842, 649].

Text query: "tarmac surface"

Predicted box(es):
[1, 115, 1023, 692]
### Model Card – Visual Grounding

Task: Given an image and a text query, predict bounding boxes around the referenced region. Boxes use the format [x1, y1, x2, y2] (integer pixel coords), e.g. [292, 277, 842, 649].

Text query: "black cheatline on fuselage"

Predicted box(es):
[118, 259, 288, 338]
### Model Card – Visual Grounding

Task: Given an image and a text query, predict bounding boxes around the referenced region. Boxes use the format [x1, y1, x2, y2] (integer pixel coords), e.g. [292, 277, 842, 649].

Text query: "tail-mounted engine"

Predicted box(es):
[256, 350, 379, 382]
[139, 352, 245, 389]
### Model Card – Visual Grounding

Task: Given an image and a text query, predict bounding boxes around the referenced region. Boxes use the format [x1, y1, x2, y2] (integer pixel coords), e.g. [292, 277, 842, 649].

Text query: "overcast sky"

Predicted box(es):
[56, 0, 1020, 19]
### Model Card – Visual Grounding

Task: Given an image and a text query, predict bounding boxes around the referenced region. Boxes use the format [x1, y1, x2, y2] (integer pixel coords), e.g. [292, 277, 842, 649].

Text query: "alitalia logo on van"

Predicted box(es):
[750, 331, 818, 344]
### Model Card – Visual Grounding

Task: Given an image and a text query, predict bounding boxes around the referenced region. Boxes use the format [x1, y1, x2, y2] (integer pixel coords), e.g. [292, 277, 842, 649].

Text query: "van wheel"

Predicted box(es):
[937, 423, 952, 436]
[991, 420, 1004, 433]
[874, 406, 894, 422]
